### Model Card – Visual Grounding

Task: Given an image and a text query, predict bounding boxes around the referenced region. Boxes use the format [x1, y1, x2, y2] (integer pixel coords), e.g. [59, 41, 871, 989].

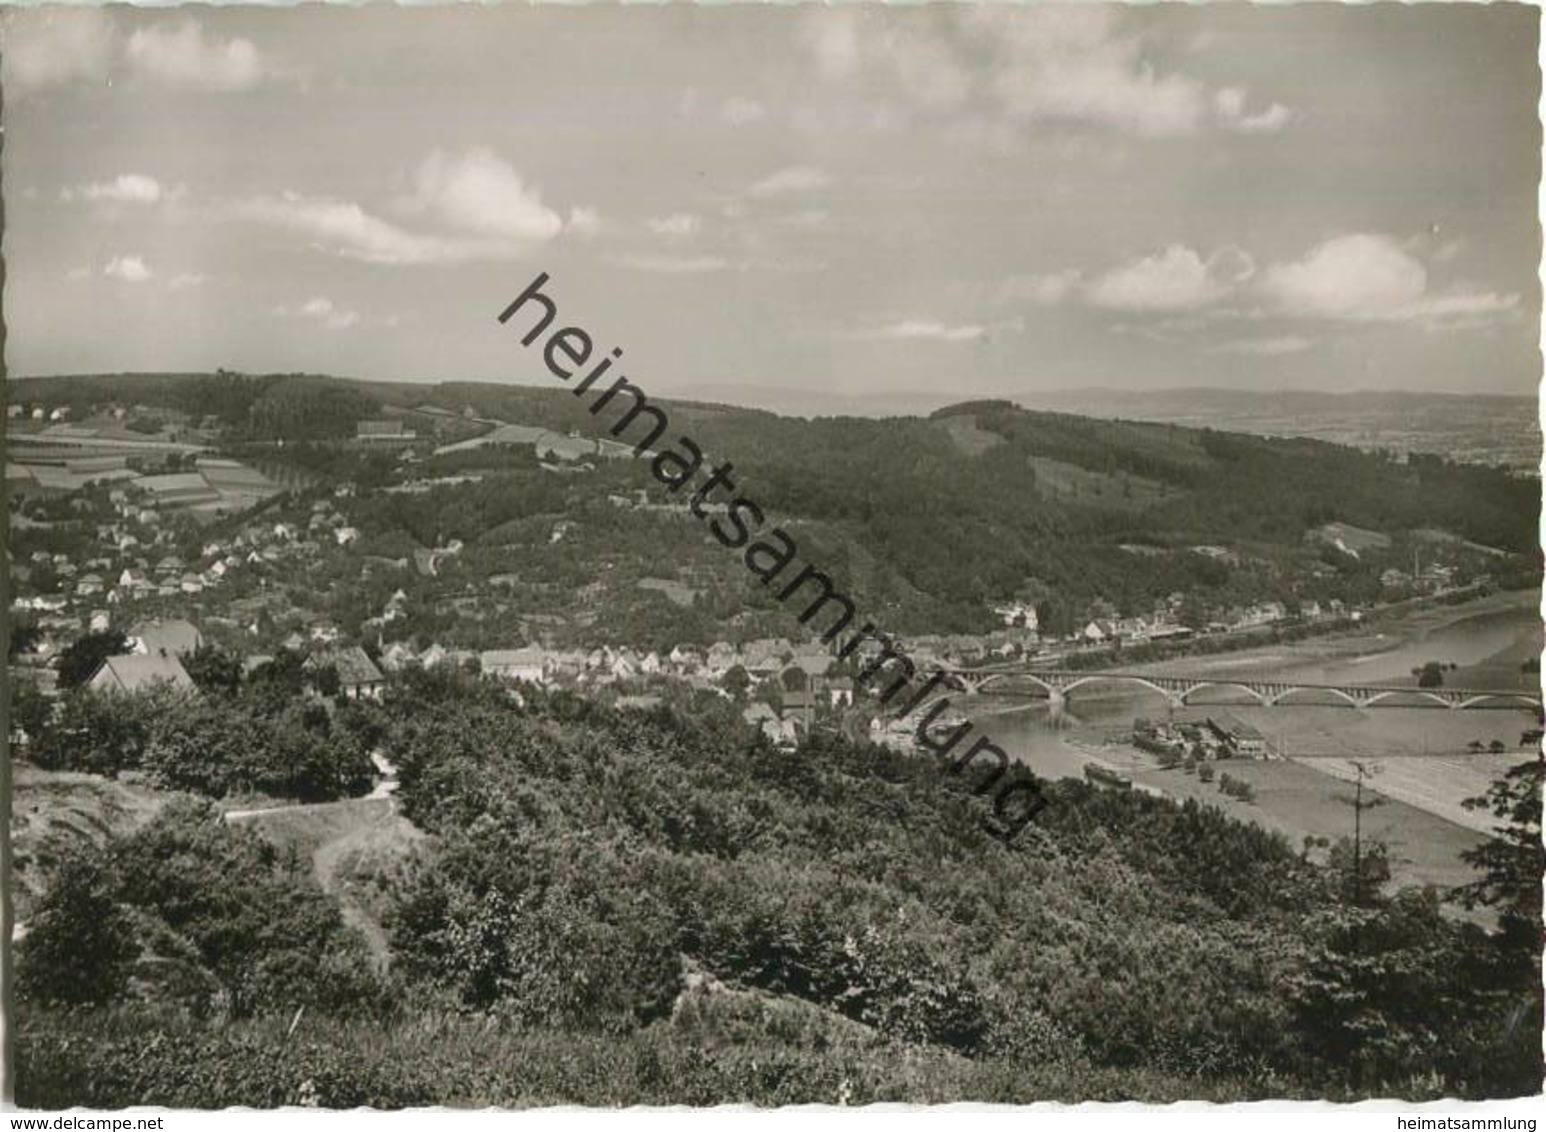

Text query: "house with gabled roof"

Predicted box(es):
[88, 653, 194, 694]
[130, 619, 204, 658]
[305, 645, 385, 700]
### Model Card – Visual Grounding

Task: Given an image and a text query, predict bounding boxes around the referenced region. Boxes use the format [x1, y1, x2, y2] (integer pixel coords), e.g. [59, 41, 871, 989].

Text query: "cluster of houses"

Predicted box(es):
[7, 403, 73, 423]
[1380, 561, 1460, 596]
[85, 619, 204, 694]
[1132, 714, 1272, 761]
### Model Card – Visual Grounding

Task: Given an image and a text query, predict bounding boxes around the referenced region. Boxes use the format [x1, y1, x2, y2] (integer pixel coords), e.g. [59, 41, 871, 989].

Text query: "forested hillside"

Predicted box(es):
[11, 372, 1539, 642]
[16, 671, 1542, 1105]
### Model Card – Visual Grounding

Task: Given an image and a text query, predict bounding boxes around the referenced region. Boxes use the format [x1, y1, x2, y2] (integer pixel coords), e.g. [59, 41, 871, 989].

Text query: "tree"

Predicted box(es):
[1455, 757, 1544, 960]
[17, 855, 137, 1005]
[8, 616, 41, 657]
[721, 663, 751, 700]
[184, 643, 243, 695]
[56, 631, 130, 689]
[10, 679, 52, 744]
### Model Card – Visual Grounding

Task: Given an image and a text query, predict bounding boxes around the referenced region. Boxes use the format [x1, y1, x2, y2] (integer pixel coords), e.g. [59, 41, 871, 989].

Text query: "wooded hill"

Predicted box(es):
[12, 372, 1540, 639]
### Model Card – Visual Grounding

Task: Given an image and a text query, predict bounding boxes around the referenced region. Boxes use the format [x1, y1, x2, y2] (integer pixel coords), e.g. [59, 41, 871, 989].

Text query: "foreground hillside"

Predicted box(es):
[15, 669, 1542, 1105]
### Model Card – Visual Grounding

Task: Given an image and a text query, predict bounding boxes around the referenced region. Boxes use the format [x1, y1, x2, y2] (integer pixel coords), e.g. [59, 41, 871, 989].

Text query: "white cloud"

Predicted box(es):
[806, 7, 1290, 139]
[103, 256, 153, 284]
[1087, 245, 1253, 312]
[605, 253, 826, 275]
[567, 207, 602, 240]
[1256, 234, 1520, 329]
[1209, 335, 1313, 356]
[986, 8, 1210, 136]
[168, 272, 207, 290]
[2, 8, 114, 93]
[1261, 234, 1426, 320]
[883, 26, 972, 110]
[407, 148, 566, 243]
[606, 254, 730, 275]
[277, 296, 361, 331]
[234, 152, 583, 265]
[1215, 88, 1291, 133]
[1003, 270, 1083, 306]
[648, 213, 701, 238]
[750, 166, 830, 197]
[63, 173, 172, 205]
[125, 21, 265, 91]
[802, 9, 862, 80]
[236, 193, 464, 265]
[865, 320, 988, 343]
[720, 97, 767, 127]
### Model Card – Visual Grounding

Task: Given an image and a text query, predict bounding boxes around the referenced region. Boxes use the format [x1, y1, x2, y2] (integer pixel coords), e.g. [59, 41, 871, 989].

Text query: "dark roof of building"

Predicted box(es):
[88, 653, 194, 693]
[130, 619, 203, 657]
[320, 645, 384, 687]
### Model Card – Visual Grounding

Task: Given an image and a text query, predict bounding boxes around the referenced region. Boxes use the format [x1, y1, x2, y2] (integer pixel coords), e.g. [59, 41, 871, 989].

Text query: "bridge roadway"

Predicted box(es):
[934, 666, 1542, 711]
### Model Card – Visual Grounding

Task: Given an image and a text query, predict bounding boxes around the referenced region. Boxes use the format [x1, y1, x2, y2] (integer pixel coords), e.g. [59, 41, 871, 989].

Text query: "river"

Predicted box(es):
[962, 590, 1542, 882]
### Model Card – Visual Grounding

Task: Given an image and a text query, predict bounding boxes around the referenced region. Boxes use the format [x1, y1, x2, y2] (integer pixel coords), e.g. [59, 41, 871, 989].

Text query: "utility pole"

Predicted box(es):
[1347, 760, 1384, 905]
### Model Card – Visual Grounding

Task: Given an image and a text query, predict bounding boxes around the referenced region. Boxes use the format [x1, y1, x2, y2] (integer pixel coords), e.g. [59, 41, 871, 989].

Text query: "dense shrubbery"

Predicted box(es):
[18, 799, 381, 1019]
[15, 673, 1543, 1105]
[28, 677, 373, 803]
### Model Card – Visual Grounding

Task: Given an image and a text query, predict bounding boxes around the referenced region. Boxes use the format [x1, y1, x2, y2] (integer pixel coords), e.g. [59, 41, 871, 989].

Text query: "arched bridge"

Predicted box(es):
[937, 667, 1542, 711]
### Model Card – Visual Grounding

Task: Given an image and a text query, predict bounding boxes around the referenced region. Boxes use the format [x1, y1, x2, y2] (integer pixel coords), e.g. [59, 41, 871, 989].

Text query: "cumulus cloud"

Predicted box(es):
[62, 173, 179, 205]
[103, 256, 153, 283]
[605, 253, 826, 275]
[803, 6, 1291, 139]
[803, 9, 862, 80]
[125, 21, 265, 91]
[648, 213, 701, 238]
[720, 97, 767, 127]
[882, 25, 972, 110]
[2, 8, 115, 93]
[1021, 232, 1518, 340]
[1086, 245, 1254, 312]
[407, 148, 566, 243]
[1214, 88, 1292, 134]
[567, 207, 602, 240]
[749, 166, 830, 197]
[605, 254, 730, 275]
[864, 319, 989, 343]
[233, 149, 589, 264]
[235, 193, 464, 265]
[1208, 335, 1314, 356]
[168, 272, 207, 291]
[1002, 270, 1083, 306]
[983, 7, 1210, 136]
[1261, 235, 1425, 320]
[1257, 233, 1515, 325]
[276, 296, 361, 331]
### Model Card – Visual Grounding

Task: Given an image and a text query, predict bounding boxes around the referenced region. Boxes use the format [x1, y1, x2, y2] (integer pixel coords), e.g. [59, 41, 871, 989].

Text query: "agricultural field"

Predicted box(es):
[1128, 757, 1487, 897]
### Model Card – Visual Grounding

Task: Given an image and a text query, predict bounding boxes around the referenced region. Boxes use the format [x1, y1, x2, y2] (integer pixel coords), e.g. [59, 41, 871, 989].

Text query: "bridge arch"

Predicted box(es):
[1362, 689, 1454, 709]
[969, 671, 1060, 698]
[1265, 685, 1361, 708]
[1059, 673, 1177, 703]
[1178, 680, 1268, 707]
[1453, 691, 1544, 711]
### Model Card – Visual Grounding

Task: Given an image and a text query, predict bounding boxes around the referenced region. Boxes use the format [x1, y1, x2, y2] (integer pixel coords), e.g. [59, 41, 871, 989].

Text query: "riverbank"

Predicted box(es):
[962, 588, 1539, 902]
[1122, 587, 1540, 682]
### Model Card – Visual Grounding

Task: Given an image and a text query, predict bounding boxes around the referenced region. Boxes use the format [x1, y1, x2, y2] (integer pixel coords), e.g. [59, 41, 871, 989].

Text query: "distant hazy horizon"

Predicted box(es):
[3, 4, 1541, 400]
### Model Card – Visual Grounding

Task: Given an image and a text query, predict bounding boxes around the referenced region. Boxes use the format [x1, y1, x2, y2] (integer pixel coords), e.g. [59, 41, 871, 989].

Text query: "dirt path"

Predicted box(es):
[311, 805, 405, 968]
[227, 795, 422, 970]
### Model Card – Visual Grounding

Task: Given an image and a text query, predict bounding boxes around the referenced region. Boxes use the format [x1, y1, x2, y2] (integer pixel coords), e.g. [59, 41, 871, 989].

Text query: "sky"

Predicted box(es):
[2, 2, 1541, 408]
